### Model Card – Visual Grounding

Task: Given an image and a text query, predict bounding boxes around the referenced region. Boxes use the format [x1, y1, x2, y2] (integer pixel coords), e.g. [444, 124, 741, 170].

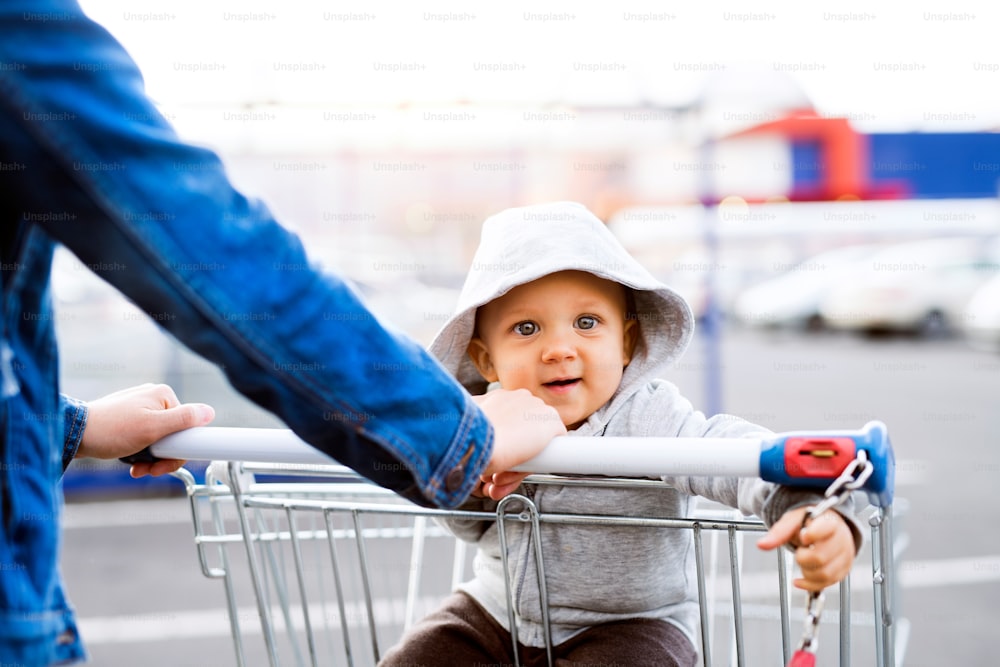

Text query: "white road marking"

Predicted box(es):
[78, 554, 999, 644]
[79, 596, 439, 645]
[896, 554, 1000, 588]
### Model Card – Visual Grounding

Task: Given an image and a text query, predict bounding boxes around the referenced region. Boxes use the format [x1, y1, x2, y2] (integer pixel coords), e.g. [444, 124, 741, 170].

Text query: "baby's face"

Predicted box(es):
[468, 271, 637, 430]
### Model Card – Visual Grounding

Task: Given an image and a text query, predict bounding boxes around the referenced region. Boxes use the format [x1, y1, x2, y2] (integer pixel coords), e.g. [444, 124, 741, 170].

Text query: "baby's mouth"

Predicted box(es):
[544, 378, 581, 388]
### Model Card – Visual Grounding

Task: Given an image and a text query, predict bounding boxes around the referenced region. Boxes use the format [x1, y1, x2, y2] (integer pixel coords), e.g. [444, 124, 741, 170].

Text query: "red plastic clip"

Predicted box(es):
[787, 648, 817, 667]
[784, 437, 856, 479]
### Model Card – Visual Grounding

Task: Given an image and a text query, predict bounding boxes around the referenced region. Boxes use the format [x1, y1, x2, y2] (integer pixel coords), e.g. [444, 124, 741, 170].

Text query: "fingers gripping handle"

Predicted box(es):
[758, 420, 894, 507]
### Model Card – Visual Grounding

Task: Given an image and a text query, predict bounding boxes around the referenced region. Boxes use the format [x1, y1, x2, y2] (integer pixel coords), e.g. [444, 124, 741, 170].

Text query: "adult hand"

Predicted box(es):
[474, 388, 565, 500]
[75, 383, 215, 478]
[757, 507, 856, 592]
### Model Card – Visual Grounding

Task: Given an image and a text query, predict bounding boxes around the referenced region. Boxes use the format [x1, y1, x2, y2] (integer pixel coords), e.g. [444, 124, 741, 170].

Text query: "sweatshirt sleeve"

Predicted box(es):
[638, 380, 865, 552]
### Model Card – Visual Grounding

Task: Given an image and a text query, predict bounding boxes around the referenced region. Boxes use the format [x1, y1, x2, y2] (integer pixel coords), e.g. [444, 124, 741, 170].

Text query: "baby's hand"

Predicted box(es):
[757, 507, 856, 592]
[477, 470, 530, 500]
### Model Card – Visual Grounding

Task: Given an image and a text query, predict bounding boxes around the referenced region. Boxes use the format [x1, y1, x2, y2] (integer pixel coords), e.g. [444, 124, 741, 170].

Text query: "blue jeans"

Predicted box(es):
[0, 1, 491, 663]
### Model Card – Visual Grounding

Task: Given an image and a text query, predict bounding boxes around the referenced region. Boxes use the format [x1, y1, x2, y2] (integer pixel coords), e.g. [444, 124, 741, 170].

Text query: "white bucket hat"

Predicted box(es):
[428, 202, 695, 395]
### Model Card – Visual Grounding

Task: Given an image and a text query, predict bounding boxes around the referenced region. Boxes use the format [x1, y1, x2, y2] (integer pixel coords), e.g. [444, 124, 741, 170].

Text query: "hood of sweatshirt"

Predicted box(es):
[429, 202, 695, 409]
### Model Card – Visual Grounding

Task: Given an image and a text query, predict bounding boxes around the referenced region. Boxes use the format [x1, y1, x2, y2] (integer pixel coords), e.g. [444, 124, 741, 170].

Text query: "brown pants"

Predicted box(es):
[378, 591, 697, 667]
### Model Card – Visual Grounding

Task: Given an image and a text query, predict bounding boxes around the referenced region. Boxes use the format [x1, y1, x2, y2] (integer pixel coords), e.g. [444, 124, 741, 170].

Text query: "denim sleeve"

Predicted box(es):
[0, 1, 491, 508]
[60, 394, 88, 472]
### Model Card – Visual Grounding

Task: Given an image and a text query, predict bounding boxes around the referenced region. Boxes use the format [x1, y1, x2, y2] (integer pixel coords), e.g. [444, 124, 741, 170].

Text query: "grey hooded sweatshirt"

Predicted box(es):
[428, 201, 860, 650]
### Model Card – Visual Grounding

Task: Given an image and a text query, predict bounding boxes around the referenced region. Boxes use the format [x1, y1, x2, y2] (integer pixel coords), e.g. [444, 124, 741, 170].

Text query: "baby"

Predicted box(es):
[380, 202, 860, 666]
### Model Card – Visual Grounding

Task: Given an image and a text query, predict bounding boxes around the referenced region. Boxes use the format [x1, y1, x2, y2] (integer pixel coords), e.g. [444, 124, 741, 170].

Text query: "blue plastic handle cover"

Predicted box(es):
[758, 421, 895, 507]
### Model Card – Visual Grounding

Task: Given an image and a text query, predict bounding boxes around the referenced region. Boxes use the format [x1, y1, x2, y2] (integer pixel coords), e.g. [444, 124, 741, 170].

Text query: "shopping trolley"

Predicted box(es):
[150, 421, 903, 667]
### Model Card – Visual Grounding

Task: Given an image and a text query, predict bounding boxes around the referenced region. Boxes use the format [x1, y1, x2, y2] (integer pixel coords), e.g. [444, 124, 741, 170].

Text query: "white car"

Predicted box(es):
[819, 236, 1000, 336]
[732, 244, 885, 330]
[962, 273, 1000, 351]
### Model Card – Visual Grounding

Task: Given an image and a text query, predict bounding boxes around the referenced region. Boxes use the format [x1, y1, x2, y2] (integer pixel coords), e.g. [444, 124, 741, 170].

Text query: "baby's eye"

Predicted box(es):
[576, 315, 598, 330]
[513, 321, 538, 336]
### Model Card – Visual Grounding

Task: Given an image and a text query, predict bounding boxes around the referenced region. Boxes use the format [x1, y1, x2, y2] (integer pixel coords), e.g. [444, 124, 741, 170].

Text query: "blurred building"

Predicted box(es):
[722, 114, 1000, 201]
[62, 76, 1000, 497]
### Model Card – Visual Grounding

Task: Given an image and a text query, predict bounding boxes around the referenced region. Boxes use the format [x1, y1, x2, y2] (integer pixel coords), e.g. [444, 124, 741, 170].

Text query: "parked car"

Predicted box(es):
[732, 243, 885, 330]
[961, 273, 1000, 351]
[819, 236, 1000, 336]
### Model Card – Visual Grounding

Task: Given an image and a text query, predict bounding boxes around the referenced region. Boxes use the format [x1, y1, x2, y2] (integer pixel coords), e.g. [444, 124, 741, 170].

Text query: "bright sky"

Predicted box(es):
[80, 0, 1000, 138]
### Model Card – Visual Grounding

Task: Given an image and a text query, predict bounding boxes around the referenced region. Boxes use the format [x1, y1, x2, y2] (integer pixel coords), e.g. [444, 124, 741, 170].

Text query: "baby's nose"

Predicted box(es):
[540, 332, 576, 362]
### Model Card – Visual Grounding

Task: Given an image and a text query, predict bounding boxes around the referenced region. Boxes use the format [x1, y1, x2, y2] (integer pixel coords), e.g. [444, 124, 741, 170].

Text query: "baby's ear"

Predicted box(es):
[622, 317, 639, 366]
[467, 338, 499, 382]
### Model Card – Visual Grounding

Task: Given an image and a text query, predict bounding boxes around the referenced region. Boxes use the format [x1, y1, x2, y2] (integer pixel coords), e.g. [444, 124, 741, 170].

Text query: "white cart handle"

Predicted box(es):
[145, 427, 759, 475]
[138, 422, 894, 506]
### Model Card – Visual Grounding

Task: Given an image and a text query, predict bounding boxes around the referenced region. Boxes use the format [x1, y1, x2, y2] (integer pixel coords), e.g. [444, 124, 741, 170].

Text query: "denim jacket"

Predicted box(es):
[0, 1, 492, 663]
